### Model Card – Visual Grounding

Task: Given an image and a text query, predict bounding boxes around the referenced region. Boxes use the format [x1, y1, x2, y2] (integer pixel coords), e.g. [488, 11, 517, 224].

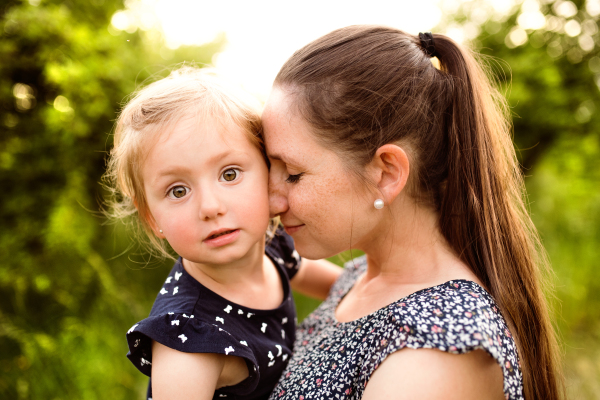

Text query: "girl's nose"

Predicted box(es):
[268, 175, 289, 218]
[198, 188, 226, 220]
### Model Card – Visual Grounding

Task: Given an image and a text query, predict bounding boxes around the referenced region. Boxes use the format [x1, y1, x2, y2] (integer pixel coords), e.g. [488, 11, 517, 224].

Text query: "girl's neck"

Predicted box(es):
[180, 240, 285, 310]
[183, 241, 265, 285]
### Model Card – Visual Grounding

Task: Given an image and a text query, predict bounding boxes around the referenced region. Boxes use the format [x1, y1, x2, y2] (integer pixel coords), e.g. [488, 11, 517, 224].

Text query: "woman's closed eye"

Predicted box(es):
[167, 185, 190, 199]
[286, 172, 304, 184]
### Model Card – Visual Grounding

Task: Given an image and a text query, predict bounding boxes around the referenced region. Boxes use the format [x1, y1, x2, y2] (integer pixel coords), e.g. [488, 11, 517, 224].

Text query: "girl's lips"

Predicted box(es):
[203, 229, 240, 247]
[283, 224, 304, 235]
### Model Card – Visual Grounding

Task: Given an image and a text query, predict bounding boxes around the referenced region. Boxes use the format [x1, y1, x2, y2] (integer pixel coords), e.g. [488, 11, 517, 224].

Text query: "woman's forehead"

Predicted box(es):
[262, 98, 317, 162]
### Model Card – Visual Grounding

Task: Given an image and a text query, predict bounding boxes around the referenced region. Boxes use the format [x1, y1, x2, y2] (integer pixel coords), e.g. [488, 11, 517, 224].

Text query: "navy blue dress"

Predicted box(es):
[126, 232, 301, 400]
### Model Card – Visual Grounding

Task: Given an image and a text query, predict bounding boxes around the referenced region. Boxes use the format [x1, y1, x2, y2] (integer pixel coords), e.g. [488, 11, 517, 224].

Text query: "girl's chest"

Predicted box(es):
[199, 298, 298, 367]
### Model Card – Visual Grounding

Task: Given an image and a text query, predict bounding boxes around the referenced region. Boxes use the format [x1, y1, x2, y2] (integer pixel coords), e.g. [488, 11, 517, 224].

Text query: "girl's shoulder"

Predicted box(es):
[125, 260, 258, 378]
[126, 311, 258, 376]
[265, 228, 301, 281]
[126, 254, 298, 398]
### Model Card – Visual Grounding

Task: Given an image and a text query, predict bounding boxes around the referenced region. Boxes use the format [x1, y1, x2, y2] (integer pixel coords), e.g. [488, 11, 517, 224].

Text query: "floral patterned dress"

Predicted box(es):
[269, 255, 523, 400]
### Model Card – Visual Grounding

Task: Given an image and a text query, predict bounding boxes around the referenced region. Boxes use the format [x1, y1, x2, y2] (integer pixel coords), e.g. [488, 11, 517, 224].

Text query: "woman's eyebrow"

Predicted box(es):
[267, 152, 302, 168]
[267, 152, 283, 161]
[267, 149, 296, 164]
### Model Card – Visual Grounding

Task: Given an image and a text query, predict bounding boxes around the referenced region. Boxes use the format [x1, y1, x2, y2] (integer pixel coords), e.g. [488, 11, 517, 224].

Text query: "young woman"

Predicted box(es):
[262, 26, 563, 400]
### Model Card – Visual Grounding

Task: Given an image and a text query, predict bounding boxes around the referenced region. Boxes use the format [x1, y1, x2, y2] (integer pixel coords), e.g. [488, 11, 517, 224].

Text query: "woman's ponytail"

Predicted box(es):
[433, 35, 564, 399]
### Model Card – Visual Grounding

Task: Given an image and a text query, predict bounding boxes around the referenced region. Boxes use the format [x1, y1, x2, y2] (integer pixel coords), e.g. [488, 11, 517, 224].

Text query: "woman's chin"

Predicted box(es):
[294, 240, 340, 261]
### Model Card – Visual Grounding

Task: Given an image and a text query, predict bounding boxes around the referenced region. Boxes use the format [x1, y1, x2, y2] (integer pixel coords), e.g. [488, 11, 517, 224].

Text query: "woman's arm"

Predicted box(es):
[362, 348, 505, 400]
[151, 341, 249, 400]
[290, 259, 342, 300]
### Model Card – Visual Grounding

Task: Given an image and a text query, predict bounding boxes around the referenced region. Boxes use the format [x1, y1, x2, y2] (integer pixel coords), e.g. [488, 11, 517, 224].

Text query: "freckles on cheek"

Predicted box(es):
[290, 187, 323, 223]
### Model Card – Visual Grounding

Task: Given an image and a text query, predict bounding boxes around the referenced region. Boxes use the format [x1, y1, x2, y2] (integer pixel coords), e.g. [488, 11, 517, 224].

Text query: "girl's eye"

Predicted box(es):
[168, 186, 189, 199]
[221, 168, 239, 182]
[286, 172, 304, 184]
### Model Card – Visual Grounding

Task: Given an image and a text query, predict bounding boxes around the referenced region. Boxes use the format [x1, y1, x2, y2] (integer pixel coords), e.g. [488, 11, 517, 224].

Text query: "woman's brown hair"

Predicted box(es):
[274, 25, 563, 399]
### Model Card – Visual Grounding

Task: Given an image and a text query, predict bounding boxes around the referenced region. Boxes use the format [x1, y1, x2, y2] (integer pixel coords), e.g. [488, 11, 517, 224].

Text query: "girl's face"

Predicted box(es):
[262, 88, 377, 260]
[142, 115, 270, 267]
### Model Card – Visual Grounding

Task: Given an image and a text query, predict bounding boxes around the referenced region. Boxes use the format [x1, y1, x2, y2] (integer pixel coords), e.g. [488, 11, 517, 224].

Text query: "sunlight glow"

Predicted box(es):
[114, 0, 523, 98]
[122, 0, 445, 98]
[517, 0, 546, 30]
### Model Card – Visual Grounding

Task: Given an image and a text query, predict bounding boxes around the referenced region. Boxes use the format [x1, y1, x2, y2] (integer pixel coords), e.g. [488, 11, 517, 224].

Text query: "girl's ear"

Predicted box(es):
[368, 144, 410, 205]
[134, 198, 165, 239]
[147, 216, 165, 239]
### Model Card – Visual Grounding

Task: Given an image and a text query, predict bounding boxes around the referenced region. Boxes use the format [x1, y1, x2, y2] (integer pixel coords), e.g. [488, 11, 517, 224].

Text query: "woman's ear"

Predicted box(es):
[369, 144, 410, 204]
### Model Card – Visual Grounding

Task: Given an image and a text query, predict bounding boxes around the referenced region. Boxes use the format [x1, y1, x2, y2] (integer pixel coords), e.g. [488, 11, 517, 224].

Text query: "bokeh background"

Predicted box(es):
[1, 0, 599, 398]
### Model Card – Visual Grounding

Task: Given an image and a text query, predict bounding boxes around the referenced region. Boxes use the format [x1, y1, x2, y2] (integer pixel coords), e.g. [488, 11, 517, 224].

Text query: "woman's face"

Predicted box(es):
[262, 88, 376, 260]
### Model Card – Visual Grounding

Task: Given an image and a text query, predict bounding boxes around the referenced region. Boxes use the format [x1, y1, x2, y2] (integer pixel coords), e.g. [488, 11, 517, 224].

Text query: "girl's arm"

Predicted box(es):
[361, 348, 505, 400]
[290, 259, 342, 300]
[151, 341, 248, 400]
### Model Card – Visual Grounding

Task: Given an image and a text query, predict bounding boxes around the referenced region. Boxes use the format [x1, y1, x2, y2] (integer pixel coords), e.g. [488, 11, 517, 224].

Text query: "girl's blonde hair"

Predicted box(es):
[103, 66, 264, 259]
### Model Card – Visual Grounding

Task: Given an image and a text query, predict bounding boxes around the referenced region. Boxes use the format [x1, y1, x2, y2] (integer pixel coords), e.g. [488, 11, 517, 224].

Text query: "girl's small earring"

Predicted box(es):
[374, 199, 384, 209]
[159, 229, 163, 233]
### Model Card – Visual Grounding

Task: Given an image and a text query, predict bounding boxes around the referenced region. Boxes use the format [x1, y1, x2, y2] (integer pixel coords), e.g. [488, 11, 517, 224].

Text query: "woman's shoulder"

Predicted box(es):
[363, 346, 505, 400]
[372, 280, 523, 399]
[390, 280, 511, 346]
[387, 280, 515, 355]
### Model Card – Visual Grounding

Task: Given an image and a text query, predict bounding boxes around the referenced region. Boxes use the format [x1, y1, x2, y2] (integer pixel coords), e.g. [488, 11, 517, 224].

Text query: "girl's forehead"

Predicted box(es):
[155, 113, 245, 145]
[139, 113, 252, 170]
[142, 116, 261, 178]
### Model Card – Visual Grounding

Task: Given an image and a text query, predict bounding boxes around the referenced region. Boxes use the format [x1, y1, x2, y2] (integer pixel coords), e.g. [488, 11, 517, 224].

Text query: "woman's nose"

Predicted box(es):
[268, 174, 289, 218]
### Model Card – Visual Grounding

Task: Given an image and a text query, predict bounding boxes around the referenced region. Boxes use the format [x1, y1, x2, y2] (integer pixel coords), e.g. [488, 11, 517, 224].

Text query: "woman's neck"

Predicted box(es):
[358, 195, 479, 288]
[335, 196, 480, 323]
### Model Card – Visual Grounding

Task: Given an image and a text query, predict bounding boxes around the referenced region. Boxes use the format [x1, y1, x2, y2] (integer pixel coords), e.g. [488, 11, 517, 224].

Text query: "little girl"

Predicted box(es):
[104, 67, 341, 400]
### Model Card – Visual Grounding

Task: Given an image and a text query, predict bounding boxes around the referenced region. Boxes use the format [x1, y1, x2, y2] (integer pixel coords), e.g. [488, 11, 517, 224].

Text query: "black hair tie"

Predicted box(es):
[418, 32, 437, 58]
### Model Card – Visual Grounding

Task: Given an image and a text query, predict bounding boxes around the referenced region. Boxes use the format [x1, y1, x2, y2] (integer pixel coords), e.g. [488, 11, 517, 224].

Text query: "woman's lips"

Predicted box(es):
[283, 224, 304, 235]
[203, 229, 240, 247]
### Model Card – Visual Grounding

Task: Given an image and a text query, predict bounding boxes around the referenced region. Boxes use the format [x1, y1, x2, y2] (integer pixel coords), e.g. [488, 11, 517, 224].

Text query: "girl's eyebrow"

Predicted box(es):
[152, 149, 250, 184]
[152, 166, 191, 184]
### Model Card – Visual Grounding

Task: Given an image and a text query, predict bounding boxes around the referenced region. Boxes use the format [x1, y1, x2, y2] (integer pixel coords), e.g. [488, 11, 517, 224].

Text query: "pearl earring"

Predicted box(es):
[374, 199, 384, 209]
[159, 229, 163, 233]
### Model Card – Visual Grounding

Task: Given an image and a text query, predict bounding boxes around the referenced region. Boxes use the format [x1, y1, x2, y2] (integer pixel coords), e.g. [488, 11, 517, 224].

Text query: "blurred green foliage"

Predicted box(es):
[0, 0, 223, 398]
[1, 0, 599, 398]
